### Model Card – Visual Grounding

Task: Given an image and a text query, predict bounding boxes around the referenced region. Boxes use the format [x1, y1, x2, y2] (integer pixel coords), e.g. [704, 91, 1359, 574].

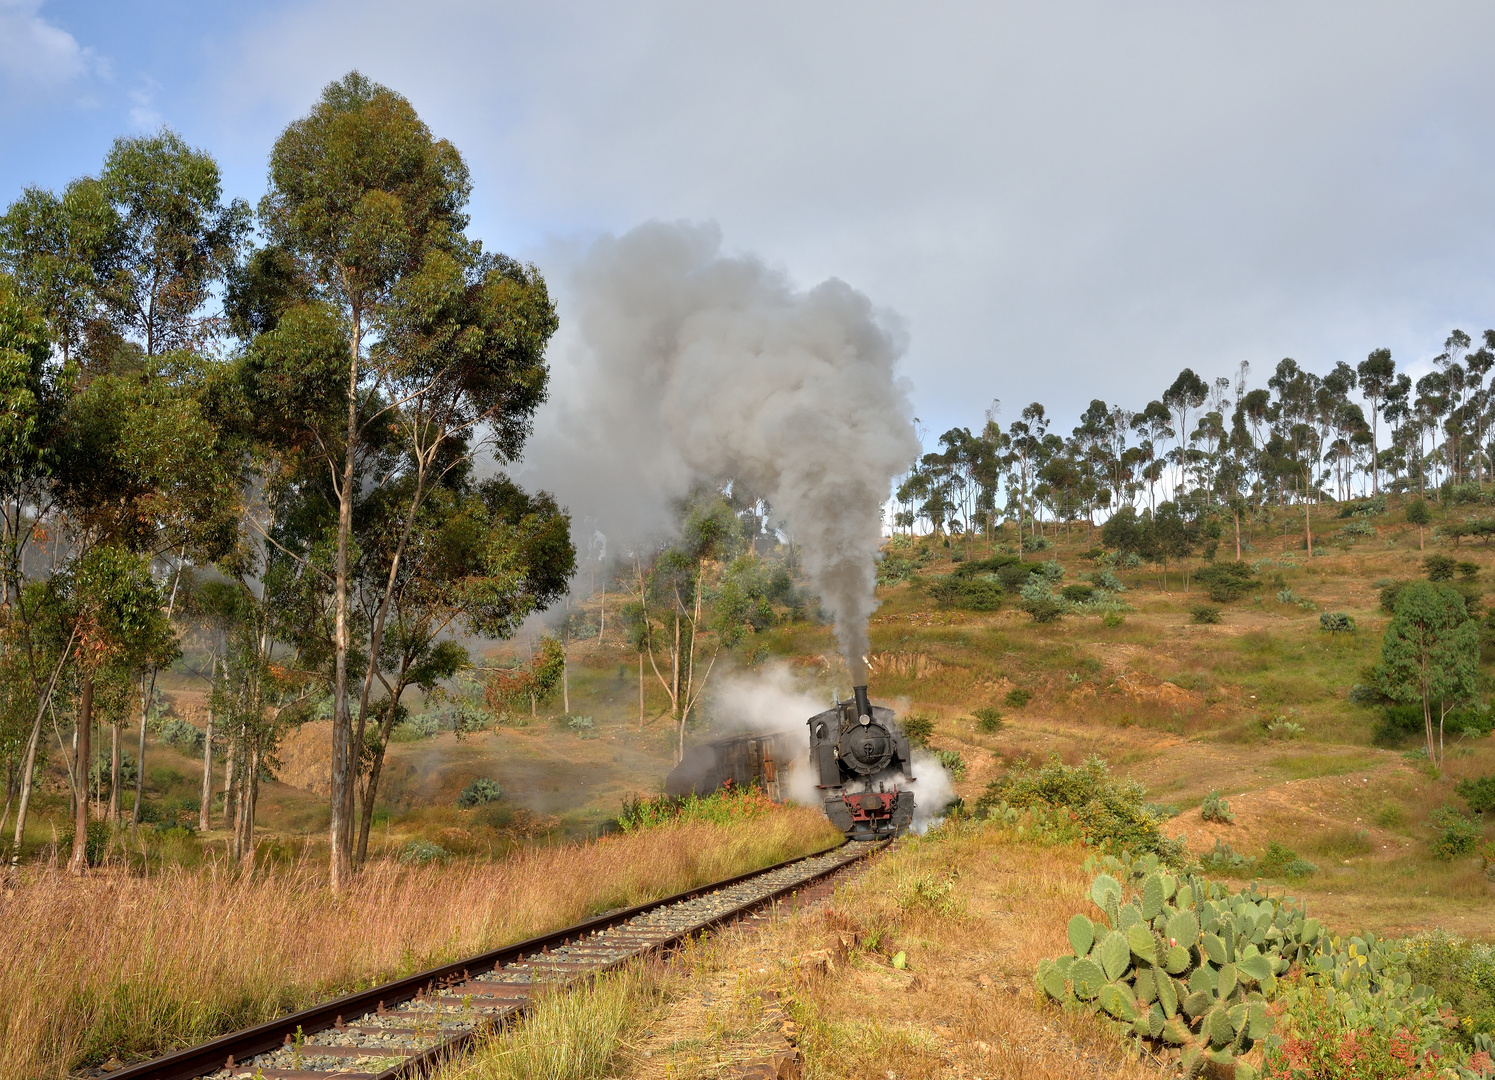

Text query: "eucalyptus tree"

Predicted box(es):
[256, 72, 560, 886]
[1357, 348, 1395, 494]
[1162, 369, 1208, 492]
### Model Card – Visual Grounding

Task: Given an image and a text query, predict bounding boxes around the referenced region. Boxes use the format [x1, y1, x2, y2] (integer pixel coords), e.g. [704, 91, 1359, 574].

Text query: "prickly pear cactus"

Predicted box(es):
[1036, 864, 1327, 1080]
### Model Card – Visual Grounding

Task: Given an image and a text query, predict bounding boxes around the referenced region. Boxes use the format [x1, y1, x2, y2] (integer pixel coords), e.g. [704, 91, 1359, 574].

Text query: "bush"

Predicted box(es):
[901, 713, 934, 747]
[928, 574, 1004, 611]
[1319, 611, 1356, 634]
[1090, 569, 1126, 592]
[1190, 604, 1222, 624]
[1200, 837, 1256, 872]
[1265, 716, 1304, 739]
[1403, 930, 1495, 1040]
[876, 554, 920, 585]
[972, 706, 1004, 733]
[951, 554, 1020, 578]
[391, 713, 440, 741]
[1194, 561, 1259, 602]
[1022, 534, 1051, 552]
[1460, 561, 1482, 580]
[1457, 775, 1495, 814]
[934, 749, 966, 781]
[617, 782, 777, 832]
[1379, 579, 1408, 612]
[399, 840, 450, 865]
[1257, 840, 1317, 878]
[1061, 583, 1096, 603]
[1100, 610, 1126, 628]
[1004, 687, 1032, 708]
[1200, 789, 1235, 823]
[159, 717, 205, 756]
[1019, 576, 1063, 622]
[1375, 703, 1495, 744]
[565, 715, 596, 737]
[456, 778, 505, 808]
[1429, 805, 1482, 860]
[56, 820, 111, 867]
[1425, 554, 1457, 581]
[974, 754, 1183, 859]
[1340, 519, 1377, 537]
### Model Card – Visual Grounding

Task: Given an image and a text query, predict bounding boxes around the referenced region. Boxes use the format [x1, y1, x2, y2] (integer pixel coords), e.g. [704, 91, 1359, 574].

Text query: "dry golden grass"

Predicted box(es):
[604, 822, 1166, 1080]
[0, 808, 837, 1080]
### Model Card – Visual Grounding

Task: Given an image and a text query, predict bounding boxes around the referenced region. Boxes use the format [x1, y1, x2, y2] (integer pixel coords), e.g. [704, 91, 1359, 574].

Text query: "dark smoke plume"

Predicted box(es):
[528, 222, 918, 682]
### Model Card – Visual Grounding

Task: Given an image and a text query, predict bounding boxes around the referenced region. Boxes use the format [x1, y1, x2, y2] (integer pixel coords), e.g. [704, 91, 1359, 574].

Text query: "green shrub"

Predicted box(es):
[1005, 687, 1032, 708]
[399, 840, 450, 865]
[1091, 569, 1126, 592]
[934, 749, 966, 781]
[1428, 805, 1482, 860]
[391, 713, 440, 742]
[1200, 790, 1234, 823]
[901, 713, 934, 747]
[1019, 576, 1063, 622]
[456, 778, 505, 808]
[1340, 519, 1376, 537]
[1318, 611, 1356, 634]
[951, 554, 1020, 578]
[159, 717, 205, 756]
[1061, 583, 1096, 603]
[1200, 837, 1255, 872]
[1194, 561, 1259, 602]
[56, 820, 111, 866]
[1460, 561, 1482, 580]
[1456, 775, 1495, 814]
[1190, 605, 1222, 625]
[1425, 554, 1457, 581]
[1375, 703, 1495, 744]
[617, 783, 777, 832]
[972, 706, 1004, 733]
[1379, 579, 1408, 612]
[565, 714, 596, 738]
[1257, 841, 1317, 878]
[1101, 611, 1126, 628]
[975, 754, 1183, 859]
[1402, 930, 1495, 1039]
[876, 554, 921, 585]
[928, 574, 1004, 611]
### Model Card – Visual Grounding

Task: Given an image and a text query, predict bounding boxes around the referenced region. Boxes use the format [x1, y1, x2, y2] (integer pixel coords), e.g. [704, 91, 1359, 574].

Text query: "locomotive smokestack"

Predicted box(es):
[852, 684, 871, 722]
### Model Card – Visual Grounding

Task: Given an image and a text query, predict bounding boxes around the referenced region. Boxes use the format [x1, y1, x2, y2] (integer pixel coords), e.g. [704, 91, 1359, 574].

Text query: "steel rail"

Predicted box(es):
[107, 838, 882, 1080]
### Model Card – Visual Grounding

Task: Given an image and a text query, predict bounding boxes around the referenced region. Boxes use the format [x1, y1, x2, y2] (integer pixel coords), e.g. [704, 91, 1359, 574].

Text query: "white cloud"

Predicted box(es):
[0, 0, 96, 90]
[220, 2, 1495, 435]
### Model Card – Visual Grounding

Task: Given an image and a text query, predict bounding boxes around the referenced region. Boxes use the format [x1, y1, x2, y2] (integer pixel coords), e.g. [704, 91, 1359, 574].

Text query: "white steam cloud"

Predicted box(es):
[706, 665, 956, 831]
[528, 221, 920, 682]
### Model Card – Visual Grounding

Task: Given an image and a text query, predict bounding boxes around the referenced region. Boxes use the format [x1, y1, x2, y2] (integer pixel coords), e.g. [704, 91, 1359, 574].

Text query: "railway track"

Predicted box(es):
[106, 839, 883, 1080]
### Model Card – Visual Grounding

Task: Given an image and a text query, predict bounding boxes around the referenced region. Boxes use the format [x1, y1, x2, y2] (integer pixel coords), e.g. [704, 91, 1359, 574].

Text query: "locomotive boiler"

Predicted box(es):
[807, 685, 915, 840]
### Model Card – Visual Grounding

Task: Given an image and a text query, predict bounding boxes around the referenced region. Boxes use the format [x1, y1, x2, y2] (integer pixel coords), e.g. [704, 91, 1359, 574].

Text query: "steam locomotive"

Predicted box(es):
[807, 685, 915, 840]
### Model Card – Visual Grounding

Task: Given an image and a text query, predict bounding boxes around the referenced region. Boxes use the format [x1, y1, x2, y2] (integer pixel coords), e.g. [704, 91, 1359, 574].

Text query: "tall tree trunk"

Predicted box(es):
[198, 663, 215, 833]
[135, 552, 184, 831]
[1304, 492, 1312, 556]
[561, 646, 569, 714]
[222, 722, 239, 831]
[68, 675, 94, 875]
[638, 653, 644, 730]
[108, 722, 121, 824]
[1234, 508, 1242, 562]
[356, 685, 407, 866]
[330, 316, 362, 891]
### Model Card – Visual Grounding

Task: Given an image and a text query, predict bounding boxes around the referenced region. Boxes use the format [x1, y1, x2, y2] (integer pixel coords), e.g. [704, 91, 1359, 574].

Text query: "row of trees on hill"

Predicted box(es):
[897, 340, 1495, 548]
[0, 73, 576, 887]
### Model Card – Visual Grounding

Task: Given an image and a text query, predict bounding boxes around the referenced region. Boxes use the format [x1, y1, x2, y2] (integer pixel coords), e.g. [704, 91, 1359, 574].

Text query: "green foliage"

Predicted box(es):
[1375, 580, 1480, 765]
[1264, 716, 1305, 739]
[1191, 605, 1222, 625]
[972, 706, 1004, 733]
[1194, 562, 1259, 603]
[1379, 580, 1408, 613]
[1460, 561, 1482, 580]
[1018, 574, 1063, 622]
[158, 716, 204, 756]
[1375, 703, 1493, 745]
[456, 778, 504, 809]
[1257, 841, 1318, 879]
[564, 714, 596, 738]
[928, 573, 1003, 611]
[1036, 859, 1326, 1077]
[934, 749, 966, 781]
[1402, 930, 1495, 1041]
[1101, 610, 1127, 628]
[616, 782, 776, 832]
[1005, 687, 1032, 708]
[1427, 805, 1481, 860]
[901, 713, 934, 747]
[876, 554, 920, 585]
[1406, 498, 1432, 528]
[1200, 791, 1235, 824]
[976, 755, 1183, 859]
[1339, 519, 1377, 538]
[1424, 554, 1458, 582]
[399, 840, 450, 865]
[1456, 775, 1495, 814]
[56, 821, 111, 867]
[1319, 611, 1356, 634]
[1201, 839, 1255, 873]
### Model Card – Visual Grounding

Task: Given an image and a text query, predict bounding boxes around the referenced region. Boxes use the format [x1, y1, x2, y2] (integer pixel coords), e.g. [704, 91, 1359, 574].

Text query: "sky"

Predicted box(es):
[5, 0, 1495, 447]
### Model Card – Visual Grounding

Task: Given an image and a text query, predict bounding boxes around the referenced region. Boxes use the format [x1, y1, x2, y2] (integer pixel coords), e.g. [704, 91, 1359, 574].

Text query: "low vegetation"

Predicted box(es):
[0, 811, 836, 1078]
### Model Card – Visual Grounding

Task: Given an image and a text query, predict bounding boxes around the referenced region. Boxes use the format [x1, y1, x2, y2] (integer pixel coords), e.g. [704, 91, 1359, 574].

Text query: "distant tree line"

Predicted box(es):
[896, 339, 1495, 556]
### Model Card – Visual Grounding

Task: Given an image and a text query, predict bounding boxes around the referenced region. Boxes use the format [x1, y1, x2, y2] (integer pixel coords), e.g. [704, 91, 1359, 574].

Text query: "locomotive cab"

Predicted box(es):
[807, 685, 916, 840]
